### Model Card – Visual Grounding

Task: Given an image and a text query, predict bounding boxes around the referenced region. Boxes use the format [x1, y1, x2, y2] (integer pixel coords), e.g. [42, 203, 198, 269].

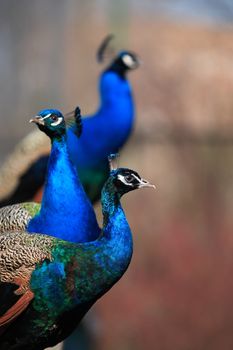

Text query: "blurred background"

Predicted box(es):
[1, 0, 233, 349]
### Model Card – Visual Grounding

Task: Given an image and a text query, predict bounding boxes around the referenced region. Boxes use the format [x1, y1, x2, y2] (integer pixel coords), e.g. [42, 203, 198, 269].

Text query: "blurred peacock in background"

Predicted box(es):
[0, 159, 154, 350]
[0, 35, 140, 206]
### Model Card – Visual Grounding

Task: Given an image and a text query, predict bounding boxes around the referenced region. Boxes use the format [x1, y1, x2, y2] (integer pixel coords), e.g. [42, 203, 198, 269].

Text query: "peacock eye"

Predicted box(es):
[125, 175, 134, 183]
[51, 115, 58, 121]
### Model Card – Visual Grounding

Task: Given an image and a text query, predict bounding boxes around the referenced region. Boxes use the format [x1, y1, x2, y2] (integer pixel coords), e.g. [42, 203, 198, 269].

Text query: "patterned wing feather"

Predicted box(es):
[0, 231, 55, 328]
[0, 290, 34, 327]
[0, 202, 41, 233]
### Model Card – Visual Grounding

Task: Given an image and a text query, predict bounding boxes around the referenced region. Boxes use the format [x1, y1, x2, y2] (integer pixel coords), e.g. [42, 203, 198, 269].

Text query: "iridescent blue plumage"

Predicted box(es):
[67, 71, 134, 166]
[0, 167, 154, 350]
[66, 48, 139, 204]
[27, 109, 100, 243]
[0, 38, 140, 206]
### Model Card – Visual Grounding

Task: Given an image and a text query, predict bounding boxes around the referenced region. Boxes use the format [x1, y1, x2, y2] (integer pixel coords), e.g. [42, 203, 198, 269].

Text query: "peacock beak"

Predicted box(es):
[130, 55, 142, 70]
[134, 57, 142, 69]
[29, 116, 45, 126]
[138, 178, 156, 190]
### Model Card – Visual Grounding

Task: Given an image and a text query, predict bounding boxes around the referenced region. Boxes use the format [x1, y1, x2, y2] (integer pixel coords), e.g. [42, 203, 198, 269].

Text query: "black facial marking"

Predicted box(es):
[105, 51, 139, 78]
[113, 168, 142, 193]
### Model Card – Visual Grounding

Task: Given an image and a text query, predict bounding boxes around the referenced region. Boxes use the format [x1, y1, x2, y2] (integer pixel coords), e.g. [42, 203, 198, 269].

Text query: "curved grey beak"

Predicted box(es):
[138, 178, 156, 190]
[135, 57, 143, 68]
[29, 116, 45, 126]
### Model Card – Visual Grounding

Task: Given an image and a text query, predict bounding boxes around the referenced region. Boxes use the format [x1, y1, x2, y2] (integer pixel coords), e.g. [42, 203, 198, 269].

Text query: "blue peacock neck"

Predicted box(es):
[99, 71, 133, 110]
[30, 177, 134, 312]
[66, 71, 135, 170]
[99, 179, 133, 272]
[96, 71, 135, 149]
[65, 179, 134, 305]
[27, 134, 100, 243]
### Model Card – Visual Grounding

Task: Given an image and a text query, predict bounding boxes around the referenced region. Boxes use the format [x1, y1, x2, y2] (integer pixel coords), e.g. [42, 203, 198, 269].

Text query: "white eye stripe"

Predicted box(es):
[117, 173, 143, 187]
[117, 174, 134, 186]
[131, 174, 141, 182]
[41, 113, 52, 121]
[38, 113, 63, 126]
[51, 117, 63, 126]
[122, 54, 135, 68]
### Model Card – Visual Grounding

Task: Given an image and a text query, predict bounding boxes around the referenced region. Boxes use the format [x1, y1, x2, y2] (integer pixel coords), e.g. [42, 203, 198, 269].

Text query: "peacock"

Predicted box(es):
[0, 108, 100, 243]
[0, 163, 154, 350]
[0, 35, 140, 206]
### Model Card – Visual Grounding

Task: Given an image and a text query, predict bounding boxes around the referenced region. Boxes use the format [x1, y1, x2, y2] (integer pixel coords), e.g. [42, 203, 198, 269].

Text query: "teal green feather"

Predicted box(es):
[0, 167, 153, 349]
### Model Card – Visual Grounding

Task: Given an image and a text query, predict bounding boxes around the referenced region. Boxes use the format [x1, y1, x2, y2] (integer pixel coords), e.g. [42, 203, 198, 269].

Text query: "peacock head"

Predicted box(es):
[111, 168, 155, 196]
[97, 34, 140, 78]
[29, 109, 66, 138]
[106, 51, 140, 78]
[114, 51, 140, 71]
